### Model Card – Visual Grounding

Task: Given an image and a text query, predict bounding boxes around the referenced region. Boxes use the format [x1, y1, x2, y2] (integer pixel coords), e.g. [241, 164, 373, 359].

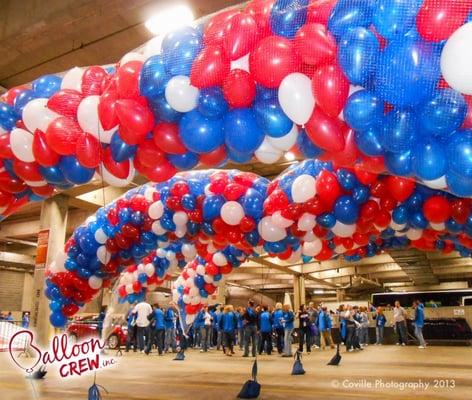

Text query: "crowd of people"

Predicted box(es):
[123, 298, 428, 356]
[0, 311, 30, 328]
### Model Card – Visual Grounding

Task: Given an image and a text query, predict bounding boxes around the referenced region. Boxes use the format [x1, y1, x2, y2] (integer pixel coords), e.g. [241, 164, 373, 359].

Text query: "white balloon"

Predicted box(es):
[94, 228, 108, 244]
[422, 176, 447, 190]
[10, 128, 34, 162]
[331, 221, 356, 238]
[149, 200, 164, 219]
[97, 246, 111, 264]
[390, 222, 406, 231]
[143, 36, 164, 58]
[303, 239, 322, 257]
[166, 251, 176, 261]
[430, 222, 445, 231]
[278, 73, 315, 125]
[183, 294, 191, 304]
[182, 243, 196, 259]
[255, 137, 282, 164]
[271, 210, 293, 228]
[258, 216, 287, 242]
[144, 187, 156, 201]
[122, 273, 133, 285]
[100, 162, 135, 187]
[173, 211, 189, 226]
[120, 52, 147, 64]
[77, 96, 116, 143]
[144, 263, 155, 277]
[165, 75, 199, 112]
[221, 201, 245, 225]
[303, 230, 315, 242]
[186, 314, 196, 324]
[204, 274, 214, 284]
[196, 264, 206, 275]
[441, 22, 472, 95]
[125, 284, 134, 294]
[267, 124, 298, 151]
[297, 213, 316, 231]
[152, 221, 166, 235]
[22, 98, 58, 133]
[24, 179, 48, 187]
[231, 53, 250, 72]
[50, 251, 67, 274]
[88, 276, 103, 290]
[213, 252, 227, 266]
[61, 67, 84, 92]
[189, 287, 200, 297]
[191, 295, 201, 305]
[187, 269, 196, 279]
[406, 229, 423, 240]
[291, 174, 316, 203]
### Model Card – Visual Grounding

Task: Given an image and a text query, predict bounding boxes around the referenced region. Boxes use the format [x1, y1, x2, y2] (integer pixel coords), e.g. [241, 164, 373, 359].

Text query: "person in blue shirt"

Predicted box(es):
[338, 305, 347, 344]
[22, 312, 30, 329]
[282, 304, 294, 357]
[374, 307, 387, 345]
[215, 306, 224, 351]
[125, 306, 137, 352]
[258, 305, 273, 355]
[219, 305, 238, 356]
[145, 303, 165, 355]
[97, 306, 107, 337]
[164, 303, 177, 353]
[194, 309, 205, 348]
[210, 307, 218, 348]
[272, 303, 284, 354]
[236, 307, 245, 350]
[243, 300, 258, 357]
[319, 306, 335, 350]
[413, 300, 426, 348]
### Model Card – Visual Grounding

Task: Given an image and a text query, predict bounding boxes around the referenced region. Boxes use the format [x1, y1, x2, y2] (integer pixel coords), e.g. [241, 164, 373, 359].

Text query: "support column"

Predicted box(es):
[213, 278, 226, 306]
[293, 275, 306, 314]
[336, 289, 346, 302]
[31, 195, 69, 346]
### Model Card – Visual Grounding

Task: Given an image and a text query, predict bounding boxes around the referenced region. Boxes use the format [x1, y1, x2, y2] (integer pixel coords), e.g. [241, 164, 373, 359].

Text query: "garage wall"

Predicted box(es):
[0, 269, 28, 313]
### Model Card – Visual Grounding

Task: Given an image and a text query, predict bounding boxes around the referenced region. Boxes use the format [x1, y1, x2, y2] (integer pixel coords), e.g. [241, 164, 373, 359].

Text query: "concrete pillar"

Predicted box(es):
[213, 279, 226, 306]
[293, 275, 306, 314]
[336, 289, 346, 302]
[31, 195, 69, 346]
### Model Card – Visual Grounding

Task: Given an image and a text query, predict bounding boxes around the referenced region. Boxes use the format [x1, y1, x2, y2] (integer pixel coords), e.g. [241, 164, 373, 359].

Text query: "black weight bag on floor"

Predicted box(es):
[291, 351, 306, 375]
[237, 359, 261, 399]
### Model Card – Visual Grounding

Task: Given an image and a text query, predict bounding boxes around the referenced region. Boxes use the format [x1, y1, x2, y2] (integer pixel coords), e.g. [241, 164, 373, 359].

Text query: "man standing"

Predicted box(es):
[319, 307, 335, 350]
[258, 306, 273, 355]
[146, 303, 165, 355]
[125, 306, 137, 352]
[413, 300, 427, 349]
[243, 300, 258, 357]
[393, 301, 408, 346]
[307, 302, 320, 349]
[133, 300, 152, 352]
[164, 302, 177, 353]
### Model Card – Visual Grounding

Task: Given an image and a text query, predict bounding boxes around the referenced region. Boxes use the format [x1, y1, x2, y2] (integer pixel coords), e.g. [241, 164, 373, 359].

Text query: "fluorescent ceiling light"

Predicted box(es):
[285, 151, 295, 161]
[314, 289, 324, 294]
[145, 5, 195, 36]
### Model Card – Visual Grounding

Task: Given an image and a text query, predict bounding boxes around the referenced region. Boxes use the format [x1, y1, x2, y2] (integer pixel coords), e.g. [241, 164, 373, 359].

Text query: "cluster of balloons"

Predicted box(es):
[48, 160, 472, 326]
[1, 0, 472, 222]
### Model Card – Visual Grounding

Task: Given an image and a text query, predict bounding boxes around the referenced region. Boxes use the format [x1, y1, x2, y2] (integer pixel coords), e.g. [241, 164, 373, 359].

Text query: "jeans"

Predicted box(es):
[244, 325, 258, 357]
[321, 330, 334, 349]
[238, 328, 244, 349]
[136, 326, 149, 351]
[395, 321, 408, 345]
[259, 332, 272, 355]
[165, 328, 177, 352]
[201, 325, 211, 351]
[414, 324, 426, 346]
[275, 327, 284, 353]
[194, 327, 202, 347]
[223, 332, 235, 353]
[146, 329, 165, 354]
[298, 326, 311, 353]
[283, 328, 293, 356]
[125, 325, 137, 351]
[376, 326, 384, 344]
[216, 330, 223, 350]
[359, 327, 369, 345]
[345, 326, 360, 350]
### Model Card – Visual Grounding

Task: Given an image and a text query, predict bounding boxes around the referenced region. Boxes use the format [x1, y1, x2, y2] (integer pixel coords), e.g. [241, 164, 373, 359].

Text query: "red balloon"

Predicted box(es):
[135, 139, 166, 168]
[47, 89, 83, 119]
[312, 64, 349, 117]
[451, 199, 470, 224]
[33, 184, 56, 198]
[116, 61, 143, 99]
[316, 170, 342, 208]
[0, 190, 14, 208]
[62, 303, 79, 317]
[12, 160, 43, 182]
[0, 171, 26, 193]
[222, 69, 256, 108]
[122, 223, 140, 240]
[32, 130, 61, 167]
[204, 9, 239, 46]
[115, 99, 154, 145]
[462, 95, 472, 130]
[46, 116, 83, 155]
[204, 283, 217, 295]
[249, 36, 301, 88]
[360, 200, 380, 221]
[374, 209, 391, 228]
[423, 196, 451, 223]
[190, 45, 230, 89]
[223, 182, 247, 201]
[0, 134, 14, 159]
[81, 66, 108, 96]
[263, 189, 289, 215]
[98, 90, 119, 130]
[224, 13, 258, 60]
[140, 160, 177, 182]
[416, 0, 470, 42]
[306, 0, 336, 25]
[102, 147, 130, 179]
[245, 0, 274, 36]
[76, 133, 101, 168]
[305, 107, 345, 152]
[199, 145, 227, 166]
[324, 124, 358, 167]
[2, 85, 28, 106]
[153, 122, 187, 154]
[354, 165, 378, 186]
[240, 216, 256, 233]
[385, 176, 416, 202]
[294, 23, 337, 66]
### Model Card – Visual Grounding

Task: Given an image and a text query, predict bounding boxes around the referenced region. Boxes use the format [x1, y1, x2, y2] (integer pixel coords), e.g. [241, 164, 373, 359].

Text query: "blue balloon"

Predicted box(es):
[181, 194, 196, 211]
[406, 192, 423, 211]
[256, 85, 278, 102]
[445, 219, 463, 234]
[78, 230, 99, 255]
[381, 111, 415, 154]
[317, 213, 336, 228]
[224, 108, 264, 154]
[355, 126, 384, 156]
[338, 27, 380, 86]
[337, 169, 358, 191]
[13, 89, 37, 118]
[110, 131, 137, 162]
[77, 267, 93, 279]
[130, 211, 145, 226]
[297, 129, 323, 158]
[59, 156, 95, 184]
[392, 205, 408, 224]
[227, 148, 253, 164]
[32, 75, 62, 97]
[254, 99, 292, 138]
[0, 102, 17, 130]
[334, 195, 359, 224]
[167, 152, 199, 169]
[418, 89, 467, 137]
[118, 207, 132, 223]
[162, 27, 203, 76]
[245, 231, 260, 247]
[150, 97, 182, 122]
[49, 300, 63, 312]
[328, 0, 374, 40]
[241, 188, 264, 219]
[384, 151, 413, 176]
[447, 130, 472, 178]
[139, 55, 170, 99]
[352, 186, 369, 204]
[410, 211, 428, 229]
[270, 0, 309, 39]
[412, 138, 446, 181]
[195, 275, 205, 289]
[372, 0, 422, 40]
[198, 87, 228, 119]
[446, 171, 472, 197]
[343, 90, 383, 131]
[374, 37, 440, 107]
[50, 311, 67, 328]
[180, 110, 224, 153]
[202, 195, 225, 221]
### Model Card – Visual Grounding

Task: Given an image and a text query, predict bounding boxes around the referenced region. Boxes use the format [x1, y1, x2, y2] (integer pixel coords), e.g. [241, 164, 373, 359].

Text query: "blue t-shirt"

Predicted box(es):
[272, 309, 284, 329]
[194, 310, 205, 329]
[283, 311, 294, 330]
[375, 314, 387, 327]
[220, 312, 237, 333]
[414, 304, 425, 327]
[236, 312, 243, 329]
[164, 308, 175, 329]
[153, 308, 165, 330]
[259, 311, 272, 333]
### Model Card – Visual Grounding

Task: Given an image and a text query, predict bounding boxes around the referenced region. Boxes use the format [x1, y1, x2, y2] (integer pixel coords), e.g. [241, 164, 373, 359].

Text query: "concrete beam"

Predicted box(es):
[0, 251, 34, 268]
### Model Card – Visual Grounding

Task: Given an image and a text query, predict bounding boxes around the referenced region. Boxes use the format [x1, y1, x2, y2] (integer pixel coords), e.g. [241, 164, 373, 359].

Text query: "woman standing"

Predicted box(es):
[298, 304, 311, 354]
[272, 303, 285, 354]
[219, 305, 238, 356]
[374, 307, 387, 345]
[282, 304, 294, 357]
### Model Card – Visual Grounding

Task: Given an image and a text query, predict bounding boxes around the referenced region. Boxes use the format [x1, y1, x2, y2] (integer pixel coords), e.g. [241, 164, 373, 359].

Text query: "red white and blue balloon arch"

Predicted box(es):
[1, 0, 472, 326]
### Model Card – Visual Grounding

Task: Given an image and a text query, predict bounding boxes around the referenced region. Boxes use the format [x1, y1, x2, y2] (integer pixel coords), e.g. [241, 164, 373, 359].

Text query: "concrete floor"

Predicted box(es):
[1, 345, 471, 400]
